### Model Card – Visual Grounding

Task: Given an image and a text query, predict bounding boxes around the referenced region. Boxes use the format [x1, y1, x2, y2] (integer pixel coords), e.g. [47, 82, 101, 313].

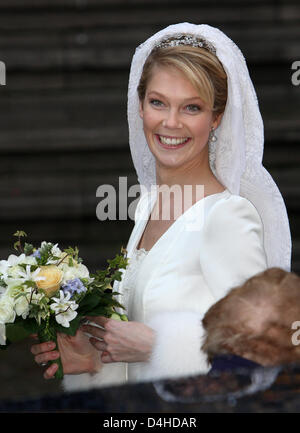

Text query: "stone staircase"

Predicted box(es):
[0, 0, 299, 272]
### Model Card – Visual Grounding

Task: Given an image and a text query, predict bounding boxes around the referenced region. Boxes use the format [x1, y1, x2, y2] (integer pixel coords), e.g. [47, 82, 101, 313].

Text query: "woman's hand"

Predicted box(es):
[82, 316, 155, 364]
[30, 328, 102, 379]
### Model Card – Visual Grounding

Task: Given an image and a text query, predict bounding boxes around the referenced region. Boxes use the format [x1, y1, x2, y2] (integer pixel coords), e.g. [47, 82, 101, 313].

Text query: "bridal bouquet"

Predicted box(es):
[0, 231, 128, 379]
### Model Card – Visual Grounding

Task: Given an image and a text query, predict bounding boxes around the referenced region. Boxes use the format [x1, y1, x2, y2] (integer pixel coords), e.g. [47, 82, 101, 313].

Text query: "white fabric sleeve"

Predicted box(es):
[63, 363, 127, 392]
[200, 195, 268, 300]
[141, 196, 268, 381]
[143, 311, 210, 381]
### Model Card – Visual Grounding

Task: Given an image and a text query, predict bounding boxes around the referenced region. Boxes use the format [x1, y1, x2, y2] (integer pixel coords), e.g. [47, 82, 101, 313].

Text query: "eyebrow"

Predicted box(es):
[147, 90, 203, 103]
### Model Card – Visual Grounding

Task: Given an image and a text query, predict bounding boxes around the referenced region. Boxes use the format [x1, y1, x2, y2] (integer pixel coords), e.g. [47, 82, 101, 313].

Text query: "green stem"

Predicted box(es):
[37, 318, 64, 380]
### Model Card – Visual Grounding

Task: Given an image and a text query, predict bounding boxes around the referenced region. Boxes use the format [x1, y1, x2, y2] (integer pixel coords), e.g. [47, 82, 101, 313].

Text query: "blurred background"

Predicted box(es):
[0, 0, 299, 402]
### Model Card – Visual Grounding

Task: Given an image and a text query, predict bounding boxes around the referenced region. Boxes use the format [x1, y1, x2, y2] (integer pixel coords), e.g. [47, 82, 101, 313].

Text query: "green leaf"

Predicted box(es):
[5, 322, 33, 343]
[83, 306, 108, 317]
[77, 292, 101, 313]
[24, 242, 34, 256]
[22, 318, 39, 334]
[13, 240, 21, 251]
[13, 230, 27, 238]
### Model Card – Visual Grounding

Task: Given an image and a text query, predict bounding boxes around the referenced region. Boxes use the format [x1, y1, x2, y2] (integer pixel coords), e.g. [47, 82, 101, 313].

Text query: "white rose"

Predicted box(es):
[59, 264, 77, 284]
[7, 265, 23, 280]
[75, 263, 89, 279]
[22, 255, 37, 266]
[1, 254, 36, 282]
[15, 295, 30, 319]
[0, 254, 26, 279]
[3, 284, 31, 319]
[5, 282, 26, 298]
[0, 295, 16, 324]
[0, 262, 9, 280]
[60, 263, 89, 284]
[6, 254, 26, 266]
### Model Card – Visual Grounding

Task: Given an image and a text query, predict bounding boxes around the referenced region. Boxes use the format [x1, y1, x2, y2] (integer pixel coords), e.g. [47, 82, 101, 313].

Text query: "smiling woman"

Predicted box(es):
[138, 64, 224, 189]
[30, 23, 291, 391]
[137, 40, 227, 116]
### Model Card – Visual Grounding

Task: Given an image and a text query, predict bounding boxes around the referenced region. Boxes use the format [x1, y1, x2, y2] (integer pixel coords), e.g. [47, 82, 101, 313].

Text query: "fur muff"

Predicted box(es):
[141, 311, 211, 381]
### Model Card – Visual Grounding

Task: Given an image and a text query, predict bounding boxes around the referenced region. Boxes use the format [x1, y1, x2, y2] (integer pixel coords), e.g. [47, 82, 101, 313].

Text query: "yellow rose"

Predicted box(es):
[36, 265, 63, 297]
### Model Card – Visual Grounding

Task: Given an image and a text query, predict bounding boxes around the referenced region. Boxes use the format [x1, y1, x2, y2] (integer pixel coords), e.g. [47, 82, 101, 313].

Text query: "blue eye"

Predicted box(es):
[150, 99, 163, 107]
[186, 104, 201, 112]
[149, 99, 201, 112]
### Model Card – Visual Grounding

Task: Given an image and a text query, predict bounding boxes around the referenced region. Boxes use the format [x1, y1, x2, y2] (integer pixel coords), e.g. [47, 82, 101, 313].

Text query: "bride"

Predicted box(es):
[30, 23, 291, 390]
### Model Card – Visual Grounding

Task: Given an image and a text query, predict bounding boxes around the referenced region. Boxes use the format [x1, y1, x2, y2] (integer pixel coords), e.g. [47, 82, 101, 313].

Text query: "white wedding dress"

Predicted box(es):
[63, 22, 290, 392]
[63, 188, 268, 391]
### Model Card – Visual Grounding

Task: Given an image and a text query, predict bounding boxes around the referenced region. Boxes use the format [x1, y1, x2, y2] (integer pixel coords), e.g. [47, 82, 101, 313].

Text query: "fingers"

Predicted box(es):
[34, 350, 60, 366]
[81, 324, 105, 340]
[44, 363, 58, 380]
[89, 337, 107, 352]
[89, 337, 114, 363]
[30, 341, 59, 368]
[30, 341, 56, 356]
[101, 350, 114, 364]
[86, 316, 109, 327]
[30, 333, 38, 340]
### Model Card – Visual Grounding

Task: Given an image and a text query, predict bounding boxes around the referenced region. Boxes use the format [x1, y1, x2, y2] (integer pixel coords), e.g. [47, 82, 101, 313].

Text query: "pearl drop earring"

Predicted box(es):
[209, 127, 217, 143]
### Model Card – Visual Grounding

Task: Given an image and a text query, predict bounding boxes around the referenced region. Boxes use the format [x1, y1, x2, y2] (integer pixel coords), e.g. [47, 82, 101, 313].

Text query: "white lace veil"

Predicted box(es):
[127, 22, 291, 271]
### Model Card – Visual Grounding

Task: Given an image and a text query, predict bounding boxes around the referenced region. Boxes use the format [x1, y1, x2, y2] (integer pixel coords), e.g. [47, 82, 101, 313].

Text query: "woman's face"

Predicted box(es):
[139, 64, 221, 172]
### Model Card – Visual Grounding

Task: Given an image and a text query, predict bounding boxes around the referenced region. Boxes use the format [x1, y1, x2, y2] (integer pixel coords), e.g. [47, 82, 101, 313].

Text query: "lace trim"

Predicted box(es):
[121, 247, 149, 312]
[135, 247, 149, 256]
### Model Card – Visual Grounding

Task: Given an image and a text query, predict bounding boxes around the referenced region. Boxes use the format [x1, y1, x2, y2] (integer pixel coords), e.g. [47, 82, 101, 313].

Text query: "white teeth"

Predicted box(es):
[159, 135, 189, 145]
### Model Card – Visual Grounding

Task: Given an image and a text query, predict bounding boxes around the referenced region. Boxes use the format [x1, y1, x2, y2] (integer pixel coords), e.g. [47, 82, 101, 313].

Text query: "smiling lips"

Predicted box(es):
[156, 134, 191, 147]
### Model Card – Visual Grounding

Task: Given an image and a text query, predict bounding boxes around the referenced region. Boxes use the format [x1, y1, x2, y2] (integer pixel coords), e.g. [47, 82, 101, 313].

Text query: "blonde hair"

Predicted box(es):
[137, 43, 228, 117]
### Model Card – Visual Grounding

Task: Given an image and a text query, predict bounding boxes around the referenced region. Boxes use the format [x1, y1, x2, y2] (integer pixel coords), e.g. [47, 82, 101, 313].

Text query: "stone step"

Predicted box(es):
[0, 4, 298, 31]
[0, 0, 297, 9]
[0, 145, 297, 174]
[0, 24, 299, 71]
[0, 220, 299, 274]
[0, 0, 299, 70]
[0, 77, 299, 152]
[0, 172, 139, 218]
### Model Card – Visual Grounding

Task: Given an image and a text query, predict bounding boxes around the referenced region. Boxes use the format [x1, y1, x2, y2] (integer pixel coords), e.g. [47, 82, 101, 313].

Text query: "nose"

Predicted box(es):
[162, 109, 182, 129]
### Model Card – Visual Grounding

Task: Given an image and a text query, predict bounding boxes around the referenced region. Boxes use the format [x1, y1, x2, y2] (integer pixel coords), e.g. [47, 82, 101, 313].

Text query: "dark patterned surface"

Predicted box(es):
[0, 363, 300, 413]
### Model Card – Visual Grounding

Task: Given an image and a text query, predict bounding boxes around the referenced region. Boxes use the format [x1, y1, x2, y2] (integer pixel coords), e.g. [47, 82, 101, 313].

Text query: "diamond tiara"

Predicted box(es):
[153, 33, 217, 55]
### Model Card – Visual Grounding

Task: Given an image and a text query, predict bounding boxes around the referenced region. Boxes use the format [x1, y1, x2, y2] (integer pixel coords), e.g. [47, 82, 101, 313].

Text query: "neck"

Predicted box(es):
[155, 159, 223, 198]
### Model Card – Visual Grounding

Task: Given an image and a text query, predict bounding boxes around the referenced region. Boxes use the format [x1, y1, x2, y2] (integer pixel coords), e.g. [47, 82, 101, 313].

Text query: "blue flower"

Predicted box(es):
[62, 278, 87, 297]
[32, 250, 41, 259]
